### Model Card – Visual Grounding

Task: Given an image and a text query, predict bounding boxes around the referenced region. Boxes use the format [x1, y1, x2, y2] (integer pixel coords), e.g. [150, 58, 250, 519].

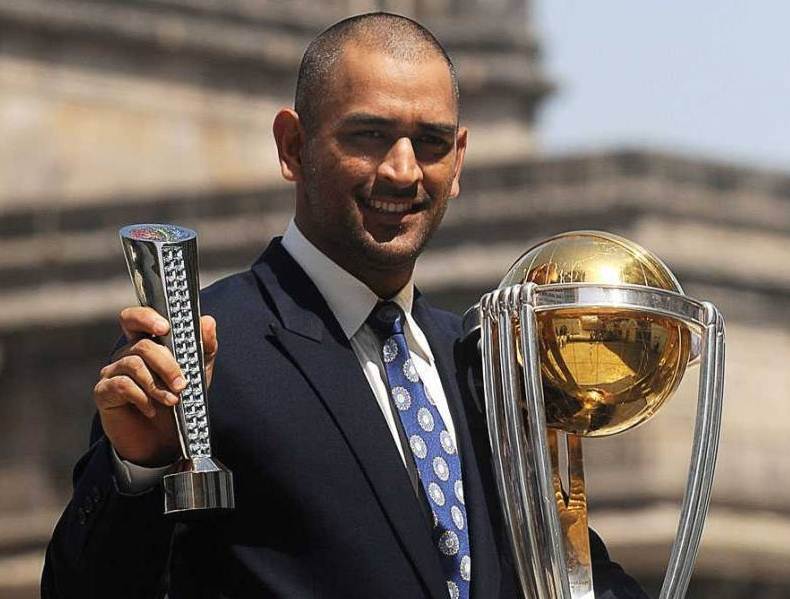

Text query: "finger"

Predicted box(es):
[100, 355, 180, 407]
[123, 338, 186, 395]
[93, 375, 157, 419]
[201, 315, 218, 362]
[118, 307, 170, 341]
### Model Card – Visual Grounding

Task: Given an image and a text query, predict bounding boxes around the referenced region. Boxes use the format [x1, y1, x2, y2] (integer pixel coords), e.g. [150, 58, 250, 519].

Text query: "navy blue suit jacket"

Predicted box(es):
[43, 239, 644, 598]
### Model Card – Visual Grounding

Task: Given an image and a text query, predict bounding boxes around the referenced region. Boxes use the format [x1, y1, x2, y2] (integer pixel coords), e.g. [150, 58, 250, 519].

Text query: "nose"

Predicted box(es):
[377, 137, 422, 188]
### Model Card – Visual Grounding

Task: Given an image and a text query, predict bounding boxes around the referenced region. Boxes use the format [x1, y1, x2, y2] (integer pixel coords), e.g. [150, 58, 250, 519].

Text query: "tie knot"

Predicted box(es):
[367, 301, 405, 338]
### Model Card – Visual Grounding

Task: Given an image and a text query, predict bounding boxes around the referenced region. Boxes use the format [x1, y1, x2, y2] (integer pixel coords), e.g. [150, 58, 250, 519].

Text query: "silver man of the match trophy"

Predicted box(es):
[463, 231, 725, 599]
[120, 224, 234, 515]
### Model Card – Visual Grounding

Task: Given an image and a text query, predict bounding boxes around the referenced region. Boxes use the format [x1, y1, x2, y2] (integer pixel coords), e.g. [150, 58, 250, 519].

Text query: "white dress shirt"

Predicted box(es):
[114, 219, 457, 492]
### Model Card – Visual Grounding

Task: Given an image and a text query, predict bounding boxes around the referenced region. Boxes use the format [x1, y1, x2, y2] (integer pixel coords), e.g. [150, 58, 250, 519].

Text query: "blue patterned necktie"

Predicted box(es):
[368, 301, 471, 599]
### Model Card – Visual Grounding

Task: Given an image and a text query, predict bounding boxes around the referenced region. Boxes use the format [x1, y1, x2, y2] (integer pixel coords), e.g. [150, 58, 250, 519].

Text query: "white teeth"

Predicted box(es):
[363, 198, 413, 214]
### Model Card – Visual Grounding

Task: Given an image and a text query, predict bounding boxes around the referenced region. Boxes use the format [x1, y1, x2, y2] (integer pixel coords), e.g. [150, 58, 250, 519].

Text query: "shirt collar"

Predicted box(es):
[280, 220, 431, 361]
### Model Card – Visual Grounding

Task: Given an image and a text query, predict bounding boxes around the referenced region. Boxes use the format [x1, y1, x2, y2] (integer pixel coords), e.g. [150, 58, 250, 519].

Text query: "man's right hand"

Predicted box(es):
[93, 307, 218, 467]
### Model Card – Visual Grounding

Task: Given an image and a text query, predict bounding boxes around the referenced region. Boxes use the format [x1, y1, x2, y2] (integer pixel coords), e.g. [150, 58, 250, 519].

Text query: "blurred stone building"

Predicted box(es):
[0, 1, 787, 597]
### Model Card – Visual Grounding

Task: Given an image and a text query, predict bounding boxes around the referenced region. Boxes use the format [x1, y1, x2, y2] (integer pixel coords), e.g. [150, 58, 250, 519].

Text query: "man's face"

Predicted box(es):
[294, 43, 467, 286]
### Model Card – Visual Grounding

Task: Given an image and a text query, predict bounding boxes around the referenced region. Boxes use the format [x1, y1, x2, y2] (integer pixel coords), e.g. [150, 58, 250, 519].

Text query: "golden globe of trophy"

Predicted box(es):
[462, 231, 725, 599]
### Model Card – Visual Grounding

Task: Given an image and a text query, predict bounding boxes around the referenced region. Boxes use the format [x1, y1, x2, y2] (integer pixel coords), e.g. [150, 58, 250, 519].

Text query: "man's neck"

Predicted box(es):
[294, 224, 414, 299]
[352, 264, 412, 300]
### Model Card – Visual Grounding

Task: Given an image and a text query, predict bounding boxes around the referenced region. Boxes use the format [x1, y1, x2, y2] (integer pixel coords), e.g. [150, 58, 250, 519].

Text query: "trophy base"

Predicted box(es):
[163, 456, 235, 516]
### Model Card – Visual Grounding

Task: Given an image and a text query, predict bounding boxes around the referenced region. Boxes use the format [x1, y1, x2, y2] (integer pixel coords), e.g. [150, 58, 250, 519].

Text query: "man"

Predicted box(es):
[43, 13, 645, 599]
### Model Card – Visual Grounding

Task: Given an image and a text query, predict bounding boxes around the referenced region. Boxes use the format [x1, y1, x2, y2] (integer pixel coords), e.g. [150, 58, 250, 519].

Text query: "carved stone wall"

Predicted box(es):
[0, 0, 551, 212]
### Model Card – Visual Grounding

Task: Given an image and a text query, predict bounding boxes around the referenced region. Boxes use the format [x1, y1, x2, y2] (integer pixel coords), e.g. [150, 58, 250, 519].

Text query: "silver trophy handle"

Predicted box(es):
[480, 289, 543, 599]
[659, 302, 725, 599]
[481, 286, 582, 599]
[517, 284, 592, 599]
[120, 224, 234, 515]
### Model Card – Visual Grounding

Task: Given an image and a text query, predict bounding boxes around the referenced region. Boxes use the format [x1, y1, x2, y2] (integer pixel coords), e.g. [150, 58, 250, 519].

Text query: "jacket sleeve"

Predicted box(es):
[590, 529, 649, 598]
[41, 418, 175, 598]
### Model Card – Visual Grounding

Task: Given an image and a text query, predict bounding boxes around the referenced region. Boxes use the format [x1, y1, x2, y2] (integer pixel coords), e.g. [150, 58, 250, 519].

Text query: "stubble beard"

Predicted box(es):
[301, 180, 448, 275]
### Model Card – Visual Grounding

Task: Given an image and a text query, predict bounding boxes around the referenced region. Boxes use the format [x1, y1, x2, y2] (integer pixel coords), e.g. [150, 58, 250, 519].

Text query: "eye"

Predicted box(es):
[413, 135, 452, 159]
[339, 128, 391, 155]
[417, 135, 446, 146]
[353, 129, 385, 139]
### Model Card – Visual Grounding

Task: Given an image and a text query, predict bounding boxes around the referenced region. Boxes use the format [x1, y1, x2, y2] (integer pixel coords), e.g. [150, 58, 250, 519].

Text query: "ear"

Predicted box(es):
[448, 126, 468, 199]
[272, 108, 304, 182]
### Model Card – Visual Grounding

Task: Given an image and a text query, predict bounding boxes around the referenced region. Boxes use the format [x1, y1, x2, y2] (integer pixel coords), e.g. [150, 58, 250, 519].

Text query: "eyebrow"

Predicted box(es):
[340, 112, 457, 136]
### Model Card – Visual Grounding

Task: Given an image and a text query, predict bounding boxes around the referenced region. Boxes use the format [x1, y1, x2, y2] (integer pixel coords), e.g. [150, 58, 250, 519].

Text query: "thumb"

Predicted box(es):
[201, 315, 218, 381]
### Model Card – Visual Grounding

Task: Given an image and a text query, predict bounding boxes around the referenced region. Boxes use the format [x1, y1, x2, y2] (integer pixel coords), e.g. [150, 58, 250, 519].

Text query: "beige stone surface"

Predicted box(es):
[0, 55, 283, 210]
[633, 217, 790, 287]
[592, 505, 790, 581]
[460, 118, 537, 165]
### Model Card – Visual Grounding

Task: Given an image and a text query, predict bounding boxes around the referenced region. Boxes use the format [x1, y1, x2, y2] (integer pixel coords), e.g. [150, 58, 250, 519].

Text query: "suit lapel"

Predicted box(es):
[413, 295, 502, 599]
[251, 241, 447, 599]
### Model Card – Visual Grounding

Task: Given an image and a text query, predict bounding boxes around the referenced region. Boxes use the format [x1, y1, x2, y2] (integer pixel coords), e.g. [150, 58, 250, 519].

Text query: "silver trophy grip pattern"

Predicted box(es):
[163, 244, 210, 457]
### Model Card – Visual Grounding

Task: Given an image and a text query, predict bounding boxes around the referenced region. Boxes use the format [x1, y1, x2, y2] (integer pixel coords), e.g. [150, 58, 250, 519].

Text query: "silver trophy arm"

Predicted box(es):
[518, 284, 592, 599]
[480, 290, 541, 597]
[659, 303, 725, 599]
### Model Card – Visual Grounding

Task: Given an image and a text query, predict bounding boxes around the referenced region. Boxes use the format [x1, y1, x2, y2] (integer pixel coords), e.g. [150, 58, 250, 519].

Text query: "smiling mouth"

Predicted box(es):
[359, 196, 426, 214]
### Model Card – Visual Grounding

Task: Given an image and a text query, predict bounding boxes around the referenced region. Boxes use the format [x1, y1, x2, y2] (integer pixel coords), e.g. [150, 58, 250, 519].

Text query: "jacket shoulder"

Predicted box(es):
[419, 300, 463, 337]
[199, 269, 273, 321]
[201, 269, 258, 303]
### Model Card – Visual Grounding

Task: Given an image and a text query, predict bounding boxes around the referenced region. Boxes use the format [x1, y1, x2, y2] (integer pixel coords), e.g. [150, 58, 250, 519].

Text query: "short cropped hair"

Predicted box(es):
[295, 12, 460, 133]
